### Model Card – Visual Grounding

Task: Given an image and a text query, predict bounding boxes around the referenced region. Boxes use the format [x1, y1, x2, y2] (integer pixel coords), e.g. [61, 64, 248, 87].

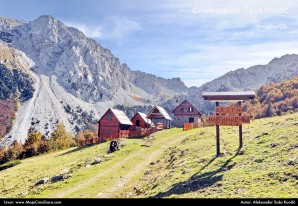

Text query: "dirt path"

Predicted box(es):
[97, 134, 185, 198]
[48, 131, 187, 198]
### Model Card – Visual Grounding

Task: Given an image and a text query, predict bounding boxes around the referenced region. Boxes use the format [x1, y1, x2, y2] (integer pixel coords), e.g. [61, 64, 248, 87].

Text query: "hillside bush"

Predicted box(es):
[0, 124, 76, 165]
[6, 140, 24, 160]
[49, 123, 76, 150]
[0, 160, 20, 171]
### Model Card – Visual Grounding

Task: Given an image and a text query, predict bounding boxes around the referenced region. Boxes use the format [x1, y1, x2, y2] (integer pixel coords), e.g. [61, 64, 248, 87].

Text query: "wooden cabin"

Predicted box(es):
[130, 112, 152, 130]
[172, 100, 202, 127]
[147, 106, 172, 129]
[98, 108, 133, 142]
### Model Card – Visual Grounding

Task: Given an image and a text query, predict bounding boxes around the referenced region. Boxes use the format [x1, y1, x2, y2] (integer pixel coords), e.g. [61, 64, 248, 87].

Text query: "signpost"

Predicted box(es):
[208, 115, 250, 126]
[215, 106, 242, 115]
[202, 91, 255, 157]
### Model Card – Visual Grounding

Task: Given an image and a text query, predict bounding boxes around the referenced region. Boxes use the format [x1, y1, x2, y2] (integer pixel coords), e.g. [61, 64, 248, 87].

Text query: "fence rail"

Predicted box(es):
[183, 122, 202, 131]
[77, 128, 157, 147]
[78, 136, 99, 146]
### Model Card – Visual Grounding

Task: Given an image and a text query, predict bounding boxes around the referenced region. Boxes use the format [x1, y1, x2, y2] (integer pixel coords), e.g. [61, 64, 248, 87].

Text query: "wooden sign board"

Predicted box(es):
[208, 116, 250, 126]
[216, 106, 242, 115]
[241, 116, 250, 124]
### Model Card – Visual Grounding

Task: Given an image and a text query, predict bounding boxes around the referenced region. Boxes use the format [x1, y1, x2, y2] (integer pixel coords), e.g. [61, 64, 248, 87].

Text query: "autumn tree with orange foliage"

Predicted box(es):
[243, 76, 298, 119]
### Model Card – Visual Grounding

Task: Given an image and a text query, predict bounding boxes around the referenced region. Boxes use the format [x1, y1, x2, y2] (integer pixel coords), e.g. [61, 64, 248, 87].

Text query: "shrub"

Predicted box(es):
[83, 130, 94, 140]
[0, 148, 7, 164]
[0, 160, 21, 171]
[38, 140, 50, 154]
[50, 123, 76, 150]
[24, 143, 39, 157]
[24, 131, 44, 147]
[6, 140, 24, 160]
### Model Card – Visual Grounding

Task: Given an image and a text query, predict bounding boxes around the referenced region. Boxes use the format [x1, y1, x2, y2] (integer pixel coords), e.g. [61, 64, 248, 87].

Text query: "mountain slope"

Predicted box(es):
[9, 15, 188, 104]
[0, 112, 297, 198]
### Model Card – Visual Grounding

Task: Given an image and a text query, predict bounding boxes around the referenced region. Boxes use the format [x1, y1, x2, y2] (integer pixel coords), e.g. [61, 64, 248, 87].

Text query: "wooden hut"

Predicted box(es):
[130, 112, 152, 130]
[147, 106, 172, 129]
[98, 108, 133, 142]
[172, 100, 202, 128]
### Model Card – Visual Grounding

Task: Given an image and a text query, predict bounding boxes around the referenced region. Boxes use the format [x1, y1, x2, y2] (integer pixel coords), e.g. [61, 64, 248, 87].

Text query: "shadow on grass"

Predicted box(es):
[56, 143, 101, 157]
[151, 151, 239, 198]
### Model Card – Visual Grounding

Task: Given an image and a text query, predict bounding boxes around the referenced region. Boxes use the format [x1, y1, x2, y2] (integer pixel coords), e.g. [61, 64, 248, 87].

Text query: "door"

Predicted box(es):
[136, 120, 140, 127]
[189, 117, 194, 123]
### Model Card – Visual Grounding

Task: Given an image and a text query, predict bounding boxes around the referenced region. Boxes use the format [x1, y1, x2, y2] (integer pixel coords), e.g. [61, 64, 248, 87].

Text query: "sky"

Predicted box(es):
[1, 0, 298, 87]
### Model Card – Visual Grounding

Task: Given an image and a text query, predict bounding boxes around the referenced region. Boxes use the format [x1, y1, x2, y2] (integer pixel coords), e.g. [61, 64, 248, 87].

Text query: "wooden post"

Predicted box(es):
[216, 102, 220, 156]
[238, 101, 243, 149]
[98, 121, 101, 142]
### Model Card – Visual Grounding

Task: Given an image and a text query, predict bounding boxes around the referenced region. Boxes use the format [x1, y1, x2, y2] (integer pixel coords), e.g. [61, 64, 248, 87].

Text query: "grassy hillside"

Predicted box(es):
[0, 113, 297, 198]
[117, 114, 298, 198]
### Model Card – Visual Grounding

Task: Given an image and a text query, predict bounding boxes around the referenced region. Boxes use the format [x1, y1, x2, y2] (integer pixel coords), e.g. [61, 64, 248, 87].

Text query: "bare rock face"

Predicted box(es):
[8, 15, 188, 104]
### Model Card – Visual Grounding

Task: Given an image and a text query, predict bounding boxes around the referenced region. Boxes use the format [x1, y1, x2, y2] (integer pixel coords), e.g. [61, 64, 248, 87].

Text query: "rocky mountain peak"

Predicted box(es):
[0, 17, 25, 30]
[268, 54, 298, 65]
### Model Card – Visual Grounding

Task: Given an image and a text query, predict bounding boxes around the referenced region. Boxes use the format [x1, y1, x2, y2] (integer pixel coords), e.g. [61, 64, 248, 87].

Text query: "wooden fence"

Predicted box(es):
[77, 128, 157, 147]
[183, 122, 202, 131]
[78, 136, 99, 146]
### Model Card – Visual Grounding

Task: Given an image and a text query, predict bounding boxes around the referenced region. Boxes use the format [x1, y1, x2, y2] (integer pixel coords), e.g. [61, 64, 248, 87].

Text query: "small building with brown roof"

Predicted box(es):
[147, 106, 172, 129]
[130, 112, 152, 130]
[172, 100, 202, 127]
[98, 108, 133, 142]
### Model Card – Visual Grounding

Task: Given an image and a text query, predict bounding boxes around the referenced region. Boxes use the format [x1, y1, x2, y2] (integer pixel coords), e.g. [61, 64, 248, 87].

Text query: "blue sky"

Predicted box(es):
[1, 0, 298, 87]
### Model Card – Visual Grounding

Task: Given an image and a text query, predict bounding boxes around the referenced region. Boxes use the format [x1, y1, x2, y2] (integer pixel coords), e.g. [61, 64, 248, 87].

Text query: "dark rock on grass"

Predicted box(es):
[51, 174, 72, 183]
[254, 159, 264, 163]
[91, 157, 101, 165]
[35, 177, 49, 186]
[63, 174, 72, 179]
[51, 175, 63, 183]
[144, 170, 151, 175]
[269, 143, 278, 148]
[254, 132, 269, 139]
[287, 158, 296, 166]
[238, 148, 245, 155]
[133, 187, 144, 195]
[182, 169, 190, 174]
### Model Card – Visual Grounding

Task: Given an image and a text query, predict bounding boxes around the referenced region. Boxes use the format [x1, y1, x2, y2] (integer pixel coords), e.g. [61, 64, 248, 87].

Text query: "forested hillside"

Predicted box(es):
[242, 76, 298, 119]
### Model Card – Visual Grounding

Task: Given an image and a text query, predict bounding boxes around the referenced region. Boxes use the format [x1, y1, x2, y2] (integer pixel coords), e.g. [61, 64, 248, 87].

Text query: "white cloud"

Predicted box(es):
[64, 22, 103, 39]
[106, 17, 141, 40]
[138, 40, 298, 87]
[65, 17, 141, 41]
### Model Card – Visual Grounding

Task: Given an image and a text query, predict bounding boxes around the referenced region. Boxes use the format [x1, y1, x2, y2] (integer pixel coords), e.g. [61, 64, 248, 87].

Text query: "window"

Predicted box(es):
[107, 113, 112, 120]
[189, 107, 192, 112]
[180, 107, 184, 112]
